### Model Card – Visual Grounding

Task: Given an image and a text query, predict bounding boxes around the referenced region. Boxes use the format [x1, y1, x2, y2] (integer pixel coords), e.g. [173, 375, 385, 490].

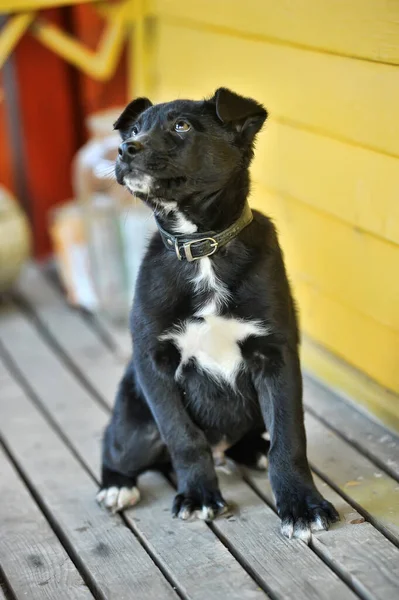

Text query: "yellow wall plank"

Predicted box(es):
[250, 186, 399, 334]
[301, 337, 399, 431]
[0, 0, 94, 11]
[253, 122, 399, 245]
[150, 0, 399, 65]
[297, 280, 399, 395]
[154, 22, 399, 157]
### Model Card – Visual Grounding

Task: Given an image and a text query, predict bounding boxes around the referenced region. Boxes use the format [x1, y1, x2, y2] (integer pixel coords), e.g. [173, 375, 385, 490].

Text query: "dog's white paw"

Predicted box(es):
[256, 453, 268, 470]
[172, 490, 228, 522]
[97, 486, 141, 513]
[280, 498, 339, 543]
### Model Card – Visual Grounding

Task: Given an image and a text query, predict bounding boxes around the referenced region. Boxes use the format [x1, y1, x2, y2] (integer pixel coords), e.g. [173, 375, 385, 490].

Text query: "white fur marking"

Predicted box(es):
[293, 524, 312, 543]
[162, 315, 268, 387]
[172, 211, 197, 234]
[124, 174, 153, 195]
[193, 258, 231, 316]
[199, 506, 215, 521]
[311, 515, 327, 532]
[281, 521, 294, 539]
[256, 454, 268, 470]
[97, 486, 141, 513]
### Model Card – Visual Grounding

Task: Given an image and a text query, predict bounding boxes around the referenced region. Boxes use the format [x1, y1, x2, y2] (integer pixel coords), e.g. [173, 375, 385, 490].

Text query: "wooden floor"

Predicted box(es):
[1, 266, 399, 600]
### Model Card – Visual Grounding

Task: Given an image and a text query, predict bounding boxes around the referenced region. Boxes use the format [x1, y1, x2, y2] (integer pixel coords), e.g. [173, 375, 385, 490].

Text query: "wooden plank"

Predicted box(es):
[154, 22, 399, 158]
[253, 121, 399, 245]
[129, 472, 268, 600]
[43, 262, 132, 360]
[12, 272, 360, 600]
[250, 186, 399, 335]
[246, 469, 399, 600]
[0, 359, 177, 600]
[15, 265, 127, 406]
[305, 412, 399, 544]
[0, 299, 269, 599]
[247, 188, 399, 397]
[0, 446, 93, 600]
[61, 262, 398, 599]
[303, 375, 399, 481]
[0, 300, 110, 469]
[150, 0, 399, 66]
[293, 279, 399, 400]
[133, 469, 357, 600]
[211, 470, 357, 600]
[88, 312, 132, 361]
[1, 0, 94, 12]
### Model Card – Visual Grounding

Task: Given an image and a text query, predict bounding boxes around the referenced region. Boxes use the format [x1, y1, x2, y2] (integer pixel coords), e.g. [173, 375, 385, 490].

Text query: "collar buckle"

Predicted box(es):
[175, 237, 218, 262]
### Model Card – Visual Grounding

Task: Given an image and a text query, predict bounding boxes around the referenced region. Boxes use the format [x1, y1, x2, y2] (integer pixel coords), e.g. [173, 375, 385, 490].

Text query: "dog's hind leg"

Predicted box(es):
[97, 360, 169, 513]
[225, 430, 270, 470]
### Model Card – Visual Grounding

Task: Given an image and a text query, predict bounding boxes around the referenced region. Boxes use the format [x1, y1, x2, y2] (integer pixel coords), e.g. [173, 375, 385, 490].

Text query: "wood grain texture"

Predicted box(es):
[0, 300, 109, 471]
[0, 446, 92, 600]
[301, 338, 399, 435]
[253, 121, 399, 245]
[303, 375, 399, 481]
[0, 295, 269, 599]
[12, 272, 356, 600]
[0, 358, 177, 600]
[150, 0, 399, 65]
[155, 22, 399, 157]
[212, 470, 357, 600]
[246, 470, 399, 600]
[126, 472, 268, 600]
[14, 266, 399, 596]
[294, 279, 399, 399]
[305, 412, 399, 544]
[250, 188, 399, 396]
[252, 186, 399, 334]
[89, 312, 132, 361]
[16, 265, 126, 405]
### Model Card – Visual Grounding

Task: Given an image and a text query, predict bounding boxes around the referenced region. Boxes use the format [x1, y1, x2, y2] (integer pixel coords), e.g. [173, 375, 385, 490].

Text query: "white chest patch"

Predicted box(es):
[161, 315, 268, 387]
[193, 258, 231, 316]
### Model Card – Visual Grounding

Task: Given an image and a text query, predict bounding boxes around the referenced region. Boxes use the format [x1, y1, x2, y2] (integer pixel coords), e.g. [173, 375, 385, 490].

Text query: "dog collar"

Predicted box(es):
[156, 201, 253, 262]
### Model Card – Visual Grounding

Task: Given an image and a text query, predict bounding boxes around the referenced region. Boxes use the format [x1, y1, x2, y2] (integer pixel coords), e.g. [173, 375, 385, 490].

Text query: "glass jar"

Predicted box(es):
[72, 109, 155, 323]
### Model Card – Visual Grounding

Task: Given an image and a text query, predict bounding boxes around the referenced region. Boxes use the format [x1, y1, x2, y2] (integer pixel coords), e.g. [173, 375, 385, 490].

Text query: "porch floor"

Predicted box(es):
[1, 265, 399, 600]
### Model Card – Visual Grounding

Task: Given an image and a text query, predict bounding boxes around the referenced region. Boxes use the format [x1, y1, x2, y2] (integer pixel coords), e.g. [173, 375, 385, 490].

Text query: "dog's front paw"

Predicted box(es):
[97, 486, 141, 514]
[172, 488, 228, 522]
[279, 492, 339, 542]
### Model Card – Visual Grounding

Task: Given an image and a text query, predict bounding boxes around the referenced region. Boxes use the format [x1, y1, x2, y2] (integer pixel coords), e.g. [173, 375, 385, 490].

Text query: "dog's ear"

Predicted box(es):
[113, 97, 153, 134]
[212, 88, 267, 141]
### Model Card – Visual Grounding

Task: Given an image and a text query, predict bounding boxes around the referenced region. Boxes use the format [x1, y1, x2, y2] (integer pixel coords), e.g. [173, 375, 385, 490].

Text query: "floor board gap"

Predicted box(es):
[0, 438, 102, 600]
[11, 293, 112, 414]
[241, 471, 369, 600]
[309, 462, 399, 550]
[304, 401, 399, 484]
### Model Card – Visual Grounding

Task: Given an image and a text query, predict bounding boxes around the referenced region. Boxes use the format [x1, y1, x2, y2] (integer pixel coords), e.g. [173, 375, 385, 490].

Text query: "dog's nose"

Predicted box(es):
[118, 141, 143, 162]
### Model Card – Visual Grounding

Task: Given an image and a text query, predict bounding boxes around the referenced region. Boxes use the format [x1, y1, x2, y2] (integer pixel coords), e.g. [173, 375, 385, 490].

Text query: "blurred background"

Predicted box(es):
[0, 0, 398, 431]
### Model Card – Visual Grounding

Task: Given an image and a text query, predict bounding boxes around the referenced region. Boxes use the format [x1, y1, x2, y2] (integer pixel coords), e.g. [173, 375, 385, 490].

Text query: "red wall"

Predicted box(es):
[1, 5, 127, 258]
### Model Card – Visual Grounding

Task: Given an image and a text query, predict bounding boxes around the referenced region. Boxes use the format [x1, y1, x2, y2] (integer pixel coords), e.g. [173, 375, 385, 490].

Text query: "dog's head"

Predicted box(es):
[114, 88, 267, 219]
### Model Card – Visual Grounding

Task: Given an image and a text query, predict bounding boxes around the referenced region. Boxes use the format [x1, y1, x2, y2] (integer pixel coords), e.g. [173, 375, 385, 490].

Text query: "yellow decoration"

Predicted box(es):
[31, 2, 128, 81]
[0, 0, 149, 95]
[0, 12, 34, 67]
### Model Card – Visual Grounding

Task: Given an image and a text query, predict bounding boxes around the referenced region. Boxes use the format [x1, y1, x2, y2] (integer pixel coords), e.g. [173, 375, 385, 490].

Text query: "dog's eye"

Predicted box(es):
[131, 125, 139, 136]
[174, 120, 191, 132]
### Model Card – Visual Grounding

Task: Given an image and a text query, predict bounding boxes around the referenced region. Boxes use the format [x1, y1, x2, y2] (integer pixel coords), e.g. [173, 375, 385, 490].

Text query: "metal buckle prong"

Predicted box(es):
[182, 237, 218, 262]
[174, 239, 182, 260]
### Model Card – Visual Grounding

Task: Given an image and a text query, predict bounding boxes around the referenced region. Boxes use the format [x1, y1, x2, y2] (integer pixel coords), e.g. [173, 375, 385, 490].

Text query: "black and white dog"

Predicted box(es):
[97, 88, 339, 541]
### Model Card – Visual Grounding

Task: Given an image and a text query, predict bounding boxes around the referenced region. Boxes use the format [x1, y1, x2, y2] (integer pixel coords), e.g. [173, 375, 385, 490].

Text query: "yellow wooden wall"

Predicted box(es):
[146, 0, 399, 429]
